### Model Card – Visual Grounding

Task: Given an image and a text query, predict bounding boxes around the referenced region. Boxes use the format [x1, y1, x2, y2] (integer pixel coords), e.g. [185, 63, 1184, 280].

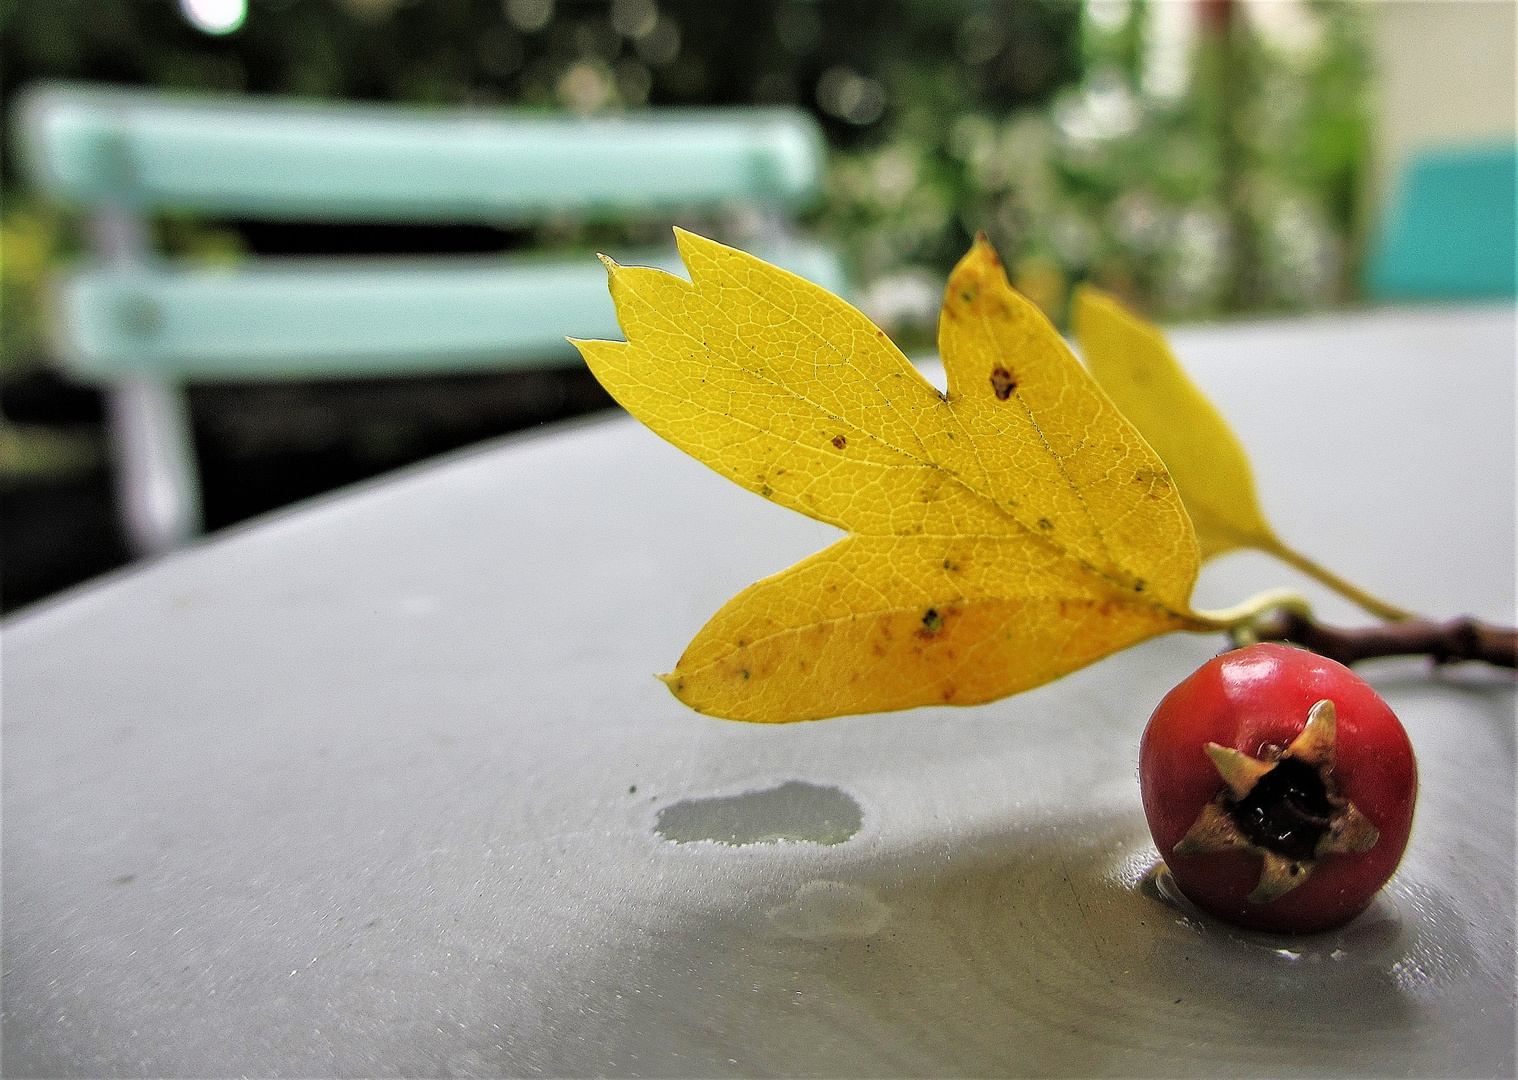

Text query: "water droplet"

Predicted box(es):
[767, 881, 889, 940]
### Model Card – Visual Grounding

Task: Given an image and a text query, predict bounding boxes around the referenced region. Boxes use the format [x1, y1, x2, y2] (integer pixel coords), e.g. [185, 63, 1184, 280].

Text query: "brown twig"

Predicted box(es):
[1244, 609, 1517, 669]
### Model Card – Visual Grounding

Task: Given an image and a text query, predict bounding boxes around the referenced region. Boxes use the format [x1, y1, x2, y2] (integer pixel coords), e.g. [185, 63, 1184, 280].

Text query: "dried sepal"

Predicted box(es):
[1171, 697, 1380, 904]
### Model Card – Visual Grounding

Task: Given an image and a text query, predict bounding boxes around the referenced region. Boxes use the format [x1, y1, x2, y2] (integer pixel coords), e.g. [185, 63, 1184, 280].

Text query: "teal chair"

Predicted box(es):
[1365, 144, 1517, 301]
[16, 83, 846, 556]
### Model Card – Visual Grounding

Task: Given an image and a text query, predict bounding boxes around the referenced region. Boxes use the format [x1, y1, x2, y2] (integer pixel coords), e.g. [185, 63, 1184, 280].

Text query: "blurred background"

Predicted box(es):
[2, 0, 1514, 612]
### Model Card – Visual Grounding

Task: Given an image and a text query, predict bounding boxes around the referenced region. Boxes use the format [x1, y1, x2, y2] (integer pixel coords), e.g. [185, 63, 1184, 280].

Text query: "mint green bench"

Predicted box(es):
[17, 83, 845, 555]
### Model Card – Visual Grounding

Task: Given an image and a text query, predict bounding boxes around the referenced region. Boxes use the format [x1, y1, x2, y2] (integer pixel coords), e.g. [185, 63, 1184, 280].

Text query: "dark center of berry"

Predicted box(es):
[1228, 757, 1333, 861]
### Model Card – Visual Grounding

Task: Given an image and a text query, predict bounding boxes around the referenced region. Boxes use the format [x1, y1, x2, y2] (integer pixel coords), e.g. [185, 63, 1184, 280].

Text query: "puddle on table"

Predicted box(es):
[654, 780, 862, 846]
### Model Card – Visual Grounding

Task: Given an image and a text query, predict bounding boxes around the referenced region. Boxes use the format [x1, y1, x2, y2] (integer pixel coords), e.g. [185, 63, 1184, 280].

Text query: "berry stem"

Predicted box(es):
[1189, 588, 1313, 632]
[1236, 608, 1518, 669]
[1259, 539, 1416, 623]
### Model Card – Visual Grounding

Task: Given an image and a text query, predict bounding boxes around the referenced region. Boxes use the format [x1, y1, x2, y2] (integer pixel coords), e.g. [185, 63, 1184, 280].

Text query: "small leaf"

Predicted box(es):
[1071, 285, 1276, 562]
[574, 231, 1211, 722]
[1072, 286, 1412, 623]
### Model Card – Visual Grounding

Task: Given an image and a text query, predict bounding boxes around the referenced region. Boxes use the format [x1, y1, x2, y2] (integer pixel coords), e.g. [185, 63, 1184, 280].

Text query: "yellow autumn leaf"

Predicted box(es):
[1071, 286, 1411, 622]
[573, 230, 1229, 723]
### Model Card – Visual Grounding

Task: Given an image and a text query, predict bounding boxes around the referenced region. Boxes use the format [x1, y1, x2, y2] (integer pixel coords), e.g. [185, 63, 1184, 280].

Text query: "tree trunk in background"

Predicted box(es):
[1200, 0, 1263, 312]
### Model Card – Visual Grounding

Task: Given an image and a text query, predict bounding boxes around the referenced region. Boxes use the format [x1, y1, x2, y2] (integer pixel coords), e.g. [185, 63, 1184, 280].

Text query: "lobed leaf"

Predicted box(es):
[573, 231, 1208, 722]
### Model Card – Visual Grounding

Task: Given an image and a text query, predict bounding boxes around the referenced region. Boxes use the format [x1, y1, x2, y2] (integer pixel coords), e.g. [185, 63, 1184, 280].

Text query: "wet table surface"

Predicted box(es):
[4, 305, 1514, 1077]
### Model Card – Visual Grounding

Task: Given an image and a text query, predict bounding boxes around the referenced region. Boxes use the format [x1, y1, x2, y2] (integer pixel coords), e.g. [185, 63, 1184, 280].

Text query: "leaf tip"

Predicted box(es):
[1072, 283, 1168, 352]
[943, 234, 1014, 325]
[970, 230, 1002, 266]
[1074, 282, 1144, 325]
[671, 225, 724, 268]
[1068, 282, 1104, 336]
[597, 252, 620, 275]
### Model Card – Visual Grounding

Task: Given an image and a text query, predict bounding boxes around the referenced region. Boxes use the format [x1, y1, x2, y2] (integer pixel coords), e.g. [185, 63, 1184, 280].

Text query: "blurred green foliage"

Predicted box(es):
[826, 1, 1373, 344]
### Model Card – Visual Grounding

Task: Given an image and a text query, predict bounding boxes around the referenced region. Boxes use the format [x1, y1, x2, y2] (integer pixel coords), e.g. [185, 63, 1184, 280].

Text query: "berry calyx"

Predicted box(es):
[1140, 644, 1417, 934]
[1172, 700, 1379, 903]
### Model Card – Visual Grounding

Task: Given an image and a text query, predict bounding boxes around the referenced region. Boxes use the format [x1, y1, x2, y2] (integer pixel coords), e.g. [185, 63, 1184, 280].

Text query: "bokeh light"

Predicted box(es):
[178, 0, 245, 35]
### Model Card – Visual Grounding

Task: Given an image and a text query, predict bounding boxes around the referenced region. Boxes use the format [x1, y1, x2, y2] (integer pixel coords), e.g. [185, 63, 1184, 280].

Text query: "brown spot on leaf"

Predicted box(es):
[919, 608, 943, 636]
[990, 366, 1017, 400]
[831, 435, 847, 450]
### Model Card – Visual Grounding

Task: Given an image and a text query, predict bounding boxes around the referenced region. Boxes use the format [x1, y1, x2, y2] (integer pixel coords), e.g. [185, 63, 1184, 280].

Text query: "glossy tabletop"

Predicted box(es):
[3, 305, 1514, 1076]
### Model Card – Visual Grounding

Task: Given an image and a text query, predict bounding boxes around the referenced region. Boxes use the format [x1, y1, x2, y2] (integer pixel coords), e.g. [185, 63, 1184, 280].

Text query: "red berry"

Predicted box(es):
[1139, 643, 1418, 934]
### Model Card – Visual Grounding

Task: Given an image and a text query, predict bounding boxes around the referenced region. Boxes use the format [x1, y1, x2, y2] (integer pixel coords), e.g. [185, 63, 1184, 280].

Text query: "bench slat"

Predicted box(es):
[55, 244, 849, 379]
[20, 84, 826, 222]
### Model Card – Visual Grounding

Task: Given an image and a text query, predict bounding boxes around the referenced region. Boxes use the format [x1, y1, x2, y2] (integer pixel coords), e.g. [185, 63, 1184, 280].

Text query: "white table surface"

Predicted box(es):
[4, 305, 1514, 1077]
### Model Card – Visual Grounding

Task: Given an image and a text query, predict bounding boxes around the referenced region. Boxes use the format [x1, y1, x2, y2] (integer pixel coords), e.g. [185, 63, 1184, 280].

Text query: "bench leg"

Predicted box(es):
[106, 380, 202, 557]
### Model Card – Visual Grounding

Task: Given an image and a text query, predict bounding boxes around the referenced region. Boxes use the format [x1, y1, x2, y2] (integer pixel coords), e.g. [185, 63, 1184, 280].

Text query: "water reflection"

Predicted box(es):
[518, 814, 1500, 1077]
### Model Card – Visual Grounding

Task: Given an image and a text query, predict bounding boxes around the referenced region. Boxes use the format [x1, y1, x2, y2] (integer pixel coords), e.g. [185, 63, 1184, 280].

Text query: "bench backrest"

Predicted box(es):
[16, 84, 844, 381]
